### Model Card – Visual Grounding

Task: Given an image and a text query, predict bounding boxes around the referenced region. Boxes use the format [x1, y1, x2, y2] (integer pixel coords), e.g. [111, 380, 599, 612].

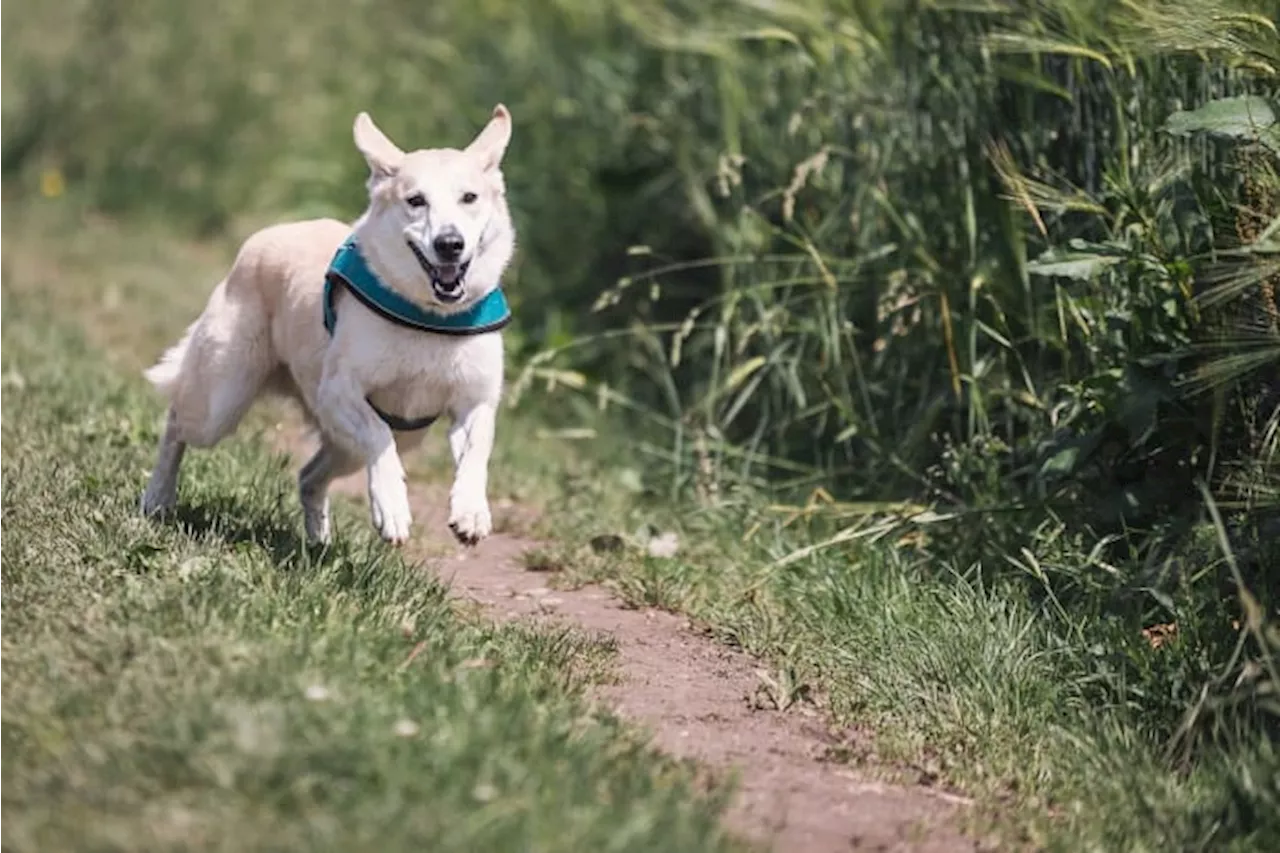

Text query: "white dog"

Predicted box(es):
[140, 106, 516, 547]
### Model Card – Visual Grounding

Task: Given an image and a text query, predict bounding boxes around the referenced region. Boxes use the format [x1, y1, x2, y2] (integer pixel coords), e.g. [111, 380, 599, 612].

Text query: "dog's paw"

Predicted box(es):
[448, 492, 491, 546]
[140, 484, 176, 519]
[369, 480, 412, 546]
[302, 495, 332, 545]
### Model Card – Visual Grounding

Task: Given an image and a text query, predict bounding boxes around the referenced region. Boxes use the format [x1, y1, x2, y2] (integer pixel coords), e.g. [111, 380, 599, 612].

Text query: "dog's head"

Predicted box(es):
[351, 106, 515, 312]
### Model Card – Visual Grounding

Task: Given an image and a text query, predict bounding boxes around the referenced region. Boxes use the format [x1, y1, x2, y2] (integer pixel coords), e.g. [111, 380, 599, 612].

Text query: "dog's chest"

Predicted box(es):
[362, 330, 503, 422]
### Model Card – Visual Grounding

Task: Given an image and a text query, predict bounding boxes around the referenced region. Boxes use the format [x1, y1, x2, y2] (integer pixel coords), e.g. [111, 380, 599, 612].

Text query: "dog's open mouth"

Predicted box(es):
[407, 241, 470, 303]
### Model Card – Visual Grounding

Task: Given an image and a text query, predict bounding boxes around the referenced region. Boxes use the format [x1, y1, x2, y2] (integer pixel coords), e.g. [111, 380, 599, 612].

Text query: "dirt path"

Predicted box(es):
[278, 425, 976, 852]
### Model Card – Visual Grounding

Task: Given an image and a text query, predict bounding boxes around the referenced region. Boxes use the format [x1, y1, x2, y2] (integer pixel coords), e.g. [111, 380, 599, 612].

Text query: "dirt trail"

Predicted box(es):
[279, 426, 975, 853]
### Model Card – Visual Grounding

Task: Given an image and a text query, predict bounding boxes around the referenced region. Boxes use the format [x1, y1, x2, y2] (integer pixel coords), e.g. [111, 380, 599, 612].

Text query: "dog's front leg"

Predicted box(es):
[446, 402, 496, 545]
[315, 370, 413, 545]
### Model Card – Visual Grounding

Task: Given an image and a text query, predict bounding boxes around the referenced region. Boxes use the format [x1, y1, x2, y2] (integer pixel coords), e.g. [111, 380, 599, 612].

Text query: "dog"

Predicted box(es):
[140, 105, 516, 548]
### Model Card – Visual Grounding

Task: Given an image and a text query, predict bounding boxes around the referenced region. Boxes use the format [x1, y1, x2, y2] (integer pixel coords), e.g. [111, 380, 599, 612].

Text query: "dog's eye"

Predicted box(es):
[460, 191, 478, 205]
[405, 193, 427, 208]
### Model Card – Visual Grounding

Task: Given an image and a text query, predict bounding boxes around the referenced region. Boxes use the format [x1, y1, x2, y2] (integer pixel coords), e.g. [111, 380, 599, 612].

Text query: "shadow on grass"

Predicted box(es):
[159, 493, 423, 601]
[168, 496, 322, 568]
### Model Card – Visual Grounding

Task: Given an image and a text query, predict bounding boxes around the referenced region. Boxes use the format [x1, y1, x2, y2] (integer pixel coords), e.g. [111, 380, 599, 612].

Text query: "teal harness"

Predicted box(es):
[323, 239, 512, 431]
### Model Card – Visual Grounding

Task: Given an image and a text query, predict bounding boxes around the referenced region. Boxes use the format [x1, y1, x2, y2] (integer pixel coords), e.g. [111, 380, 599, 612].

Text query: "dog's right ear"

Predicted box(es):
[353, 112, 404, 182]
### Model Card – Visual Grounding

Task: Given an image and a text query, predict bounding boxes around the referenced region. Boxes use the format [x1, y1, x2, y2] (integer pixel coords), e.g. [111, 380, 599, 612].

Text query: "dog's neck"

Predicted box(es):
[349, 205, 515, 317]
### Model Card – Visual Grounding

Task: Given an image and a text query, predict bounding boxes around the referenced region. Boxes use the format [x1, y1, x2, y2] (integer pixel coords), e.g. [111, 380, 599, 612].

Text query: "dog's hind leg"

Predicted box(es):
[298, 438, 361, 544]
[141, 275, 277, 516]
[141, 407, 187, 517]
[167, 319, 275, 448]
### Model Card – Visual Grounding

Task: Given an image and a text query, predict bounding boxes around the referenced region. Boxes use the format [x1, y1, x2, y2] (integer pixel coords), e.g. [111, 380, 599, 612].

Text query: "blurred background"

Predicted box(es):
[4, 0, 1279, 836]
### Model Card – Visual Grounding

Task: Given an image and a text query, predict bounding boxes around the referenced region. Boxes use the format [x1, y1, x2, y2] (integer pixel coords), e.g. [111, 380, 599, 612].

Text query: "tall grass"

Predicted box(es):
[4, 0, 1278, 844]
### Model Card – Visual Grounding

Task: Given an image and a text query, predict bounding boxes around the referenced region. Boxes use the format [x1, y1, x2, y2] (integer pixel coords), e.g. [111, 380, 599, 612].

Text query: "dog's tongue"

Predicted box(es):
[433, 264, 462, 286]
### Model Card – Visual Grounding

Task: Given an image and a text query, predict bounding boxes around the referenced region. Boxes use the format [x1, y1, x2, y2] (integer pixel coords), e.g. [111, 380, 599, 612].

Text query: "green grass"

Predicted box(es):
[0, 208, 747, 852]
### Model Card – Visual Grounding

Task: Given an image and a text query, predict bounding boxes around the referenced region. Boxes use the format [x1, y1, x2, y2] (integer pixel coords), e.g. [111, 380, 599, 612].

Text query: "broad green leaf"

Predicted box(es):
[1164, 96, 1278, 149]
[1027, 250, 1123, 280]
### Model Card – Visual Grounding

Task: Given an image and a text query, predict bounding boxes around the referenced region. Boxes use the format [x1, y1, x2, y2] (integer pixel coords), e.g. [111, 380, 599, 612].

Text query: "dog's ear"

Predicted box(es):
[465, 104, 512, 172]
[353, 112, 404, 181]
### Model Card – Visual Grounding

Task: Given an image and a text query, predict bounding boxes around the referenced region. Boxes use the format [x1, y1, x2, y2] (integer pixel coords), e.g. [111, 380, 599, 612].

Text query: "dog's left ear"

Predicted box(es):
[465, 104, 512, 172]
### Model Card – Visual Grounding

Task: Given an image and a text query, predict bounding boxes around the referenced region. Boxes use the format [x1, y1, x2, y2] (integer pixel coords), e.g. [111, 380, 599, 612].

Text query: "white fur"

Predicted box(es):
[140, 106, 517, 547]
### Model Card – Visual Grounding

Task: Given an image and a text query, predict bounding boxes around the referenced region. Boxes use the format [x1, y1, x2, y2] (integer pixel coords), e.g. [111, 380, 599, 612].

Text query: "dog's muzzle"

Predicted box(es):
[407, 239, 470, 304]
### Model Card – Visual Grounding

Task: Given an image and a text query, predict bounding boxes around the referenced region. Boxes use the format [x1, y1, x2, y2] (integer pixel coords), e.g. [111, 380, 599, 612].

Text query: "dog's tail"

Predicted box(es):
[143, 320, 198, 398]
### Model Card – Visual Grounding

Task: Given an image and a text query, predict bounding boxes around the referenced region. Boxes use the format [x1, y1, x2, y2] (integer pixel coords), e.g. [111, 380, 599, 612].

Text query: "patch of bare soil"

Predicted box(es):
[277, 424, 976, 852]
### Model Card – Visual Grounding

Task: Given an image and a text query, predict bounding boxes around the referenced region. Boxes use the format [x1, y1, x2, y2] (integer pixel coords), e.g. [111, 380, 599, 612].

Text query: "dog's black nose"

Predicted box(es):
[433, 230, 465, 262]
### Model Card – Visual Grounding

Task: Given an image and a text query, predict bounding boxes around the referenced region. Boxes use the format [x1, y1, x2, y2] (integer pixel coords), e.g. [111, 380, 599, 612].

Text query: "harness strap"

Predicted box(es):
[367, 402, 438, 433]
